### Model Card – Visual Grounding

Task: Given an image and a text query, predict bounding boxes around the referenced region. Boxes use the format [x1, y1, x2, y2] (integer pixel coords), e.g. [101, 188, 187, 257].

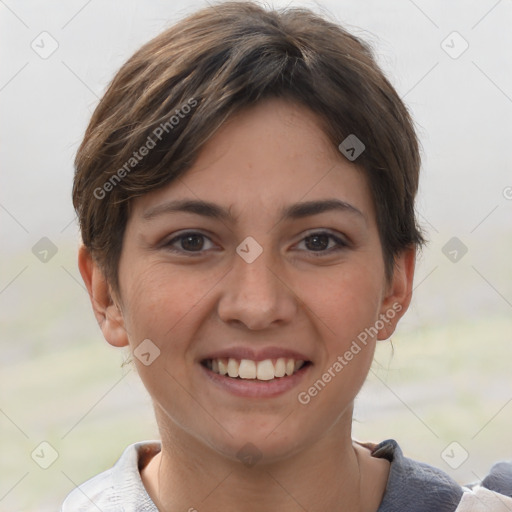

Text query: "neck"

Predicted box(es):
[141, 406, 387, 512]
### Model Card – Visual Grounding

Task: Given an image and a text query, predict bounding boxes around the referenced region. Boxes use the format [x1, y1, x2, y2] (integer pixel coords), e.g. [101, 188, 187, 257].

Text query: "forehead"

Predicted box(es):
[131, 98, 375, 223]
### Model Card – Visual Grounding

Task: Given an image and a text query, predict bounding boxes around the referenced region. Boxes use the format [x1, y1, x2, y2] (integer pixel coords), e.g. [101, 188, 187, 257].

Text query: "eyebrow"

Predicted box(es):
[142, 198, 365, 223]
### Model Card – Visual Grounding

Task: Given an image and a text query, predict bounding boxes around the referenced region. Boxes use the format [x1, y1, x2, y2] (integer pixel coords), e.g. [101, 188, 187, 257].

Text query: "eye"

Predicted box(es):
[164, 231, 215, 253]
[296, 231, 348, 254]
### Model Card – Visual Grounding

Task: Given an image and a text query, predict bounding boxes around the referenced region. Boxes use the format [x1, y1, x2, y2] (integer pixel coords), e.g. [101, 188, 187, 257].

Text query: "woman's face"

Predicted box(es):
[103, 98, 412, 463]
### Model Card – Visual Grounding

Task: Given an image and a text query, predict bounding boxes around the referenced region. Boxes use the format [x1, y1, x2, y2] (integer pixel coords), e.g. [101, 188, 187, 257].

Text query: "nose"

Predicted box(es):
[217, 246, 298, 330]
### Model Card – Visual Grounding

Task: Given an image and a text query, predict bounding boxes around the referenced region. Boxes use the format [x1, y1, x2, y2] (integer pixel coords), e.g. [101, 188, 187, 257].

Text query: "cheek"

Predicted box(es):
[120, 262, 222, 349]
[301, 264, 383, 341]
[294, 271, 380, 424]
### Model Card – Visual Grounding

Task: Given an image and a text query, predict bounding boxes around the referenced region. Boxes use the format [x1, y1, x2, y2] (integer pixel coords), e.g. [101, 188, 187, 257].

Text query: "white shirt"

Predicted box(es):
[61, 439, 512, 512]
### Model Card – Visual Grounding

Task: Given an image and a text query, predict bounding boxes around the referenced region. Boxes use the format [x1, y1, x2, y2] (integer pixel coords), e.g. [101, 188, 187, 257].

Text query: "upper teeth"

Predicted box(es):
[207, 358, 305, 380]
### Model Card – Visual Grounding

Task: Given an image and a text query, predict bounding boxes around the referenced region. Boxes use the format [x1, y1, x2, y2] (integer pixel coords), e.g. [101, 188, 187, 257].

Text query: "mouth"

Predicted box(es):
[201, 357, 311, 381]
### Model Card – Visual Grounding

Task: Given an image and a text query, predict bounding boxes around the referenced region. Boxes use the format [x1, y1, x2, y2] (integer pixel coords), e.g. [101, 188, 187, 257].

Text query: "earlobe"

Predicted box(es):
[78, 245, 129, 347]
[377, 247, 416, 340]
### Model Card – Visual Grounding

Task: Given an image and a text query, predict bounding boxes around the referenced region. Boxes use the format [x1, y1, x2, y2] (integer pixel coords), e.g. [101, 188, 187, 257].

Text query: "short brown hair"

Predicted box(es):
[73, 0, 425, 293]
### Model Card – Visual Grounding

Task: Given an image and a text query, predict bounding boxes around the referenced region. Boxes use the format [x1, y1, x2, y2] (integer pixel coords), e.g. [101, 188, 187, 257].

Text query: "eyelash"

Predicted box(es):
[163, 230, 349, 256]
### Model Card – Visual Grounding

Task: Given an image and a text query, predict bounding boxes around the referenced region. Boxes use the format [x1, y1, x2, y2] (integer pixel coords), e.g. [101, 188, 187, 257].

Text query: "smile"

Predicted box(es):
[203, 358, 309, 381]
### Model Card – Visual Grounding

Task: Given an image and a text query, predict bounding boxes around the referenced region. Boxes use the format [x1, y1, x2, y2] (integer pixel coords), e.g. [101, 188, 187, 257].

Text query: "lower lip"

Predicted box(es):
[200, 363, 311, 398]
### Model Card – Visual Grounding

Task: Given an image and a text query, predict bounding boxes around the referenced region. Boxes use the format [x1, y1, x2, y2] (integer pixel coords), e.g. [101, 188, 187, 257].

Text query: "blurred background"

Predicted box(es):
[1, 0, 511, 510]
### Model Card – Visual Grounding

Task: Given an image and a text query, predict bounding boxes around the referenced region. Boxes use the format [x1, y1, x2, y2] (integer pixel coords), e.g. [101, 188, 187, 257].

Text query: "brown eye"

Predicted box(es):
[304, 234, 330, 251]
[165, 232, 215, 253]
[180, 234, 205, 251]
[296, 231, 348, 255]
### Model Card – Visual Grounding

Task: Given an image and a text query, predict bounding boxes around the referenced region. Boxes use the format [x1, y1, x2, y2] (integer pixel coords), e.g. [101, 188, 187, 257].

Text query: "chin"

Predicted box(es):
[198, 416, 315, 466]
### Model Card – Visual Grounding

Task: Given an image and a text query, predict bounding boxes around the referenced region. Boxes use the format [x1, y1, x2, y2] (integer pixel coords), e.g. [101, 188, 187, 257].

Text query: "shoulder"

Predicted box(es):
[365, 439, 512, 512]
[457, 460, 512, 511]
[478, 460, 512, 497]
[368, 439, 463, 512]
[61, 465, 117, 512]
[60, 441, 161, 512]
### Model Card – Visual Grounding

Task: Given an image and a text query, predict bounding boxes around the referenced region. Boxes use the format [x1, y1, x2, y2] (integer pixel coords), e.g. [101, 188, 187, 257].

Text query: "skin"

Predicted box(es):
[79, 98, 415, 511]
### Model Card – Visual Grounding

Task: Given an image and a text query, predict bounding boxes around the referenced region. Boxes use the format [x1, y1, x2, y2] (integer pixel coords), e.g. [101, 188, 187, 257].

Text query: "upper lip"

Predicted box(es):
[200, 346, 311, 362]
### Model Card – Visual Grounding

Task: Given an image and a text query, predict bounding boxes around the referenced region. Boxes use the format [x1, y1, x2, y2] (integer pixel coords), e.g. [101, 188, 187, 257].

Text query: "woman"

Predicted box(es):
[62, 2, 512, 510]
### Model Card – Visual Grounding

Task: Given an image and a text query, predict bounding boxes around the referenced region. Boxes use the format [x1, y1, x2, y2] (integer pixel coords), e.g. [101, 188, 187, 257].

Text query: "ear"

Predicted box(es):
[377, 247, 416, 340]
[78, 245, 129, 347]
